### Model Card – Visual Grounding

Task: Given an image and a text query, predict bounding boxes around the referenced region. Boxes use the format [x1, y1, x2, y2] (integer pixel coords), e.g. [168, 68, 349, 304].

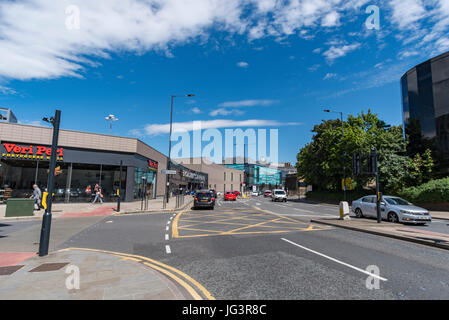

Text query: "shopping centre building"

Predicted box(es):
[0, 120, 207, 203]
[174, 158, 245, 194]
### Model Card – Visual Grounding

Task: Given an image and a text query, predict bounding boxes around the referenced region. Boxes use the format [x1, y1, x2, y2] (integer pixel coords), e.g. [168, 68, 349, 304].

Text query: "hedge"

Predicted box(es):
[399, 177, 449, 203]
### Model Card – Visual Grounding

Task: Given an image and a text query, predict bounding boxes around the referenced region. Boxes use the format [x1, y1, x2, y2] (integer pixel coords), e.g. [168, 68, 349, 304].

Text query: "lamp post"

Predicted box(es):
[38, 110, 61, 257]
[105, 114, 118, 135]
[166, 94, 195, 203]
[324, 109, 346, 201]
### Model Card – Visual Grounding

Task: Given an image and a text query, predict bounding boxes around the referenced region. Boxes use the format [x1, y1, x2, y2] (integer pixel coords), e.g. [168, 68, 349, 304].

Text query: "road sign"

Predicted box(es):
[162, 170, 177, 175]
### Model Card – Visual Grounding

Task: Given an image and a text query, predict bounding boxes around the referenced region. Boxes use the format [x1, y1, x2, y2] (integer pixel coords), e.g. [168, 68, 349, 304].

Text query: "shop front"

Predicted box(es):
[0, 141, 158, 203]
[167, 161, 208, 195]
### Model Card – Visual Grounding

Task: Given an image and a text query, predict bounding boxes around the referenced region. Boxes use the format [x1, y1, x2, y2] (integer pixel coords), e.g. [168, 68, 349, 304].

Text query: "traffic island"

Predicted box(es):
[311, 217, 449, 251]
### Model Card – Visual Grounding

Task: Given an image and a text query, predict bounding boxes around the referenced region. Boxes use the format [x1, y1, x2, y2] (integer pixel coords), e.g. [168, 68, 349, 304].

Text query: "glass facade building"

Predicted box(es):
[224, 163, 284, 191]
[401, 50, 449, 174]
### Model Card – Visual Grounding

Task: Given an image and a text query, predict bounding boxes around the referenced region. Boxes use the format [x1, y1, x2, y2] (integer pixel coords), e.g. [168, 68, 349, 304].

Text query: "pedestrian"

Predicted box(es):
[92, 184, 104, 204]
[29, 184, 42, 210]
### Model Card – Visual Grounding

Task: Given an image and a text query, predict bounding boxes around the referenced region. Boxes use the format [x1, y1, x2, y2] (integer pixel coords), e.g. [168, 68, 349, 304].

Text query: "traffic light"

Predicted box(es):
[352, 153, 362, 175]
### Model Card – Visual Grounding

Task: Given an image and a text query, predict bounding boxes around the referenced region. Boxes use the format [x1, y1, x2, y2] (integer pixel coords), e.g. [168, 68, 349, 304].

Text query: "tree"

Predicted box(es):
[297, 110, 412, 194]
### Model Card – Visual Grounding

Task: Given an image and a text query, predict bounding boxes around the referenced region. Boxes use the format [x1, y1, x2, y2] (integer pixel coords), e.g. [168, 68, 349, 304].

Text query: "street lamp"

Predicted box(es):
[324, 108, 346, 201]
[166, 94, 195, 203]
[38, 110, 61, 257]
[105, 114, 119, 135]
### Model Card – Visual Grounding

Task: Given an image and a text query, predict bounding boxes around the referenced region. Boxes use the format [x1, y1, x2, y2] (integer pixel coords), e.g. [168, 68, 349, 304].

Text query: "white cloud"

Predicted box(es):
[323, 43, 360, 62]
[191, 107, 202, 114]
[218, 99, 277, 107]
[323, 73, 337, 80]
[237, 61, 249, 68]
[142, 119, 301, 135]
[0, 85, 17, 95]
[0, 0, 377, 82]
[209, 108, 244, 116]
[321, 11, 340, 27]
[390, 0, 426, 29]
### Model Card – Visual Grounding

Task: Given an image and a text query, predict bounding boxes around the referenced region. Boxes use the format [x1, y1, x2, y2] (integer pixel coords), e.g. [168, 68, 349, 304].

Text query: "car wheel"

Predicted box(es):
[355, 208, 363, 218]
[388, 212, 399, 223]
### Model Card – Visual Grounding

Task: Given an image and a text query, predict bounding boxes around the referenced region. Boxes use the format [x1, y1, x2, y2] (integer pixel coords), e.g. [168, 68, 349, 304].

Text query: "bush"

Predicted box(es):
[399, 177, 449, 203]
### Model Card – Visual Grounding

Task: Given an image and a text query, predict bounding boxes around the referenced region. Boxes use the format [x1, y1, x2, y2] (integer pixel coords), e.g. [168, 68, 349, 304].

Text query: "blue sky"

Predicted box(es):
[1, 0, 449, 165]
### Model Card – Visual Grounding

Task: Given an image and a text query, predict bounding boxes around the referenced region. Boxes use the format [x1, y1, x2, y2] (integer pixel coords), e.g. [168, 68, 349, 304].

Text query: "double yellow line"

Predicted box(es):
[57, 247, 214, 300]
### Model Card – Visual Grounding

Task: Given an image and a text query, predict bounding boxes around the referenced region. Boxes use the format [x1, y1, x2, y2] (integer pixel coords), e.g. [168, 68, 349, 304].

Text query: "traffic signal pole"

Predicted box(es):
[373, 148, 382, 223]
[38, 110, 61, 257]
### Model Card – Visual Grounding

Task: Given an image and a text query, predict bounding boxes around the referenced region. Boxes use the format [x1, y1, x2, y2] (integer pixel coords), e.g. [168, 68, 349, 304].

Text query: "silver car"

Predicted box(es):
[351, 195, 432, 225]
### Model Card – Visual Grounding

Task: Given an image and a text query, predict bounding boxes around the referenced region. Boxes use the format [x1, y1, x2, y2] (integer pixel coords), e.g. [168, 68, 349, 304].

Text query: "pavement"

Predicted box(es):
[311, 217, 449, 250]
[0, 247, 210, 300]
[0, 195, 193, 221]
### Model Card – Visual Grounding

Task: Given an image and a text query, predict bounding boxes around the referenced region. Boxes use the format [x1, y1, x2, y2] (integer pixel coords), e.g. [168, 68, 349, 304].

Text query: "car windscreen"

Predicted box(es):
[274, 191, 285, 195]
[385, 197, 411, 205]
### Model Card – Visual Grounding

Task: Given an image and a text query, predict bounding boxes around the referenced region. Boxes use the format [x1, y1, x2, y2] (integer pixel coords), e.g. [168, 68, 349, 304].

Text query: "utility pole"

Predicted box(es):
[165, 94, 195, 203]
[117, 160, 122, 212]
[38, 110, 61, 257]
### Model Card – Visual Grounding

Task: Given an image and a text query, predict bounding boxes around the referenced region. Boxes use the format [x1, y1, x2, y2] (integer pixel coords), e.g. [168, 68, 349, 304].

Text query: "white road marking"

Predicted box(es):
[170, 217, 173, 220]
[167, 221, 171, 225]
[165, 245, 171, 254]
[166, 226, 169, 231]
[281, 238, 388, 282]
[165, 234, 169, 241]
[105, 220, 113, 223]
[256, 202, 261, 206]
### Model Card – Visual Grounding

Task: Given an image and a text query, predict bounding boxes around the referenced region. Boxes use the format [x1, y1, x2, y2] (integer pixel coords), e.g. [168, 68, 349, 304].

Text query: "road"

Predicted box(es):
[2, 197, 449, 299]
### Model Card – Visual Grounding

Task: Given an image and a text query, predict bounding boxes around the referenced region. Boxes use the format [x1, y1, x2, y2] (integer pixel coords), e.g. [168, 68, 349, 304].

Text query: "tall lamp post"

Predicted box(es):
[324, 109, 346, 201]
[166, 94, 195, 203]
[105, 114, 119, 135]
[38, 110, 61, 257]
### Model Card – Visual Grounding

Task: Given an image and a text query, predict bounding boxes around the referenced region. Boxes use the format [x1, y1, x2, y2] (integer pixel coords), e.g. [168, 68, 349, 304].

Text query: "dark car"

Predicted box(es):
[209, 189, 217, 198]
[193, 189, 215, 210]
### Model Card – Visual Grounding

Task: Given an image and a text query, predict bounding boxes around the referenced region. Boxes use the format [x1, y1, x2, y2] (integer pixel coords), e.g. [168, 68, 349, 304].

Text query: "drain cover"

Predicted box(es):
[29, 263, 69, 272]
[0, 265, 24, 276]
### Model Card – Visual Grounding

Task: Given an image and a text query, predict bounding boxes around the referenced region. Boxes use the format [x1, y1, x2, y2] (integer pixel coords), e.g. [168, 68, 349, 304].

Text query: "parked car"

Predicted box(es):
[193, 189, 215, 210]
[351, 195, 432, 225]
[271, 189, 287, 202]
[224, 191, 237, 201]
[252, 190, 259, 196]
[264, 190, 272, 197]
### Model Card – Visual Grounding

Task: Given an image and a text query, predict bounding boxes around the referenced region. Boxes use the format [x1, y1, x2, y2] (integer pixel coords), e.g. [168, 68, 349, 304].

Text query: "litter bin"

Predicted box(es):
[5, 199, 35, 217]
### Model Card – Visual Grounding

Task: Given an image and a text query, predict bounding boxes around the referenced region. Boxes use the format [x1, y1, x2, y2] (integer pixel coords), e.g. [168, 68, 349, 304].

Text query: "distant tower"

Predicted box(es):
[0, 108, 18, 123]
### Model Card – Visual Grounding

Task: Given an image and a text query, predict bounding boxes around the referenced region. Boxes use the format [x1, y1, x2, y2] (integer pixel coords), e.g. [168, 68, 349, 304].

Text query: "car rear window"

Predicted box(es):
[275, 191, 285, 195]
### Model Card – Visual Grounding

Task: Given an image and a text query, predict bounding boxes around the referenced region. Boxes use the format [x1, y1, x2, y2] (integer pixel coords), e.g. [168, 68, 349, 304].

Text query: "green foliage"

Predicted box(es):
[399, 177, 449, 203]
[296, 110, 438, 195]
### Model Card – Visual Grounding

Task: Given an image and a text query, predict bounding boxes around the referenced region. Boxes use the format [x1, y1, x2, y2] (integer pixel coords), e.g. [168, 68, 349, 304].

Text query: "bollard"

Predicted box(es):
[339, 201, 350, 220]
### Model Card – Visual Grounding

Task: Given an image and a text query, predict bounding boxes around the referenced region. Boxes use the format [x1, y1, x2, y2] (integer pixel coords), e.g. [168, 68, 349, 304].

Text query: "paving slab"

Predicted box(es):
[0, 248, 193, 300]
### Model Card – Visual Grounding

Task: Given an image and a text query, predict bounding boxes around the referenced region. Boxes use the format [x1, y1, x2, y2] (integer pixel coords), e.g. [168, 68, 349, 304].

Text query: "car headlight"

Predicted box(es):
[400, 210, 412, 215]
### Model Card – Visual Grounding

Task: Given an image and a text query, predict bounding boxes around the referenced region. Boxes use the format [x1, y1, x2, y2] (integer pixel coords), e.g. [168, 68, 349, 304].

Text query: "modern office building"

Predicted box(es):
[401, 50, 449, 174]
[0, 108, 18, 123]
[0, 121, 207, 202]
[173, 158, 245, 194]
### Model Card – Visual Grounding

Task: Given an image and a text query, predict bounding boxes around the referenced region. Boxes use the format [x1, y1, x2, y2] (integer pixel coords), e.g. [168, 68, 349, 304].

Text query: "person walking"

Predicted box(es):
[30, 184, 42, 210]
[85, 185, 92, 202]
[92, 184, 103, 204]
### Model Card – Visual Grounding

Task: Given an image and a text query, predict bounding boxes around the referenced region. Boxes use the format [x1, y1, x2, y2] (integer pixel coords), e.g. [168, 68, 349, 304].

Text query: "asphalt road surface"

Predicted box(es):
[48, 197, 449, 300]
